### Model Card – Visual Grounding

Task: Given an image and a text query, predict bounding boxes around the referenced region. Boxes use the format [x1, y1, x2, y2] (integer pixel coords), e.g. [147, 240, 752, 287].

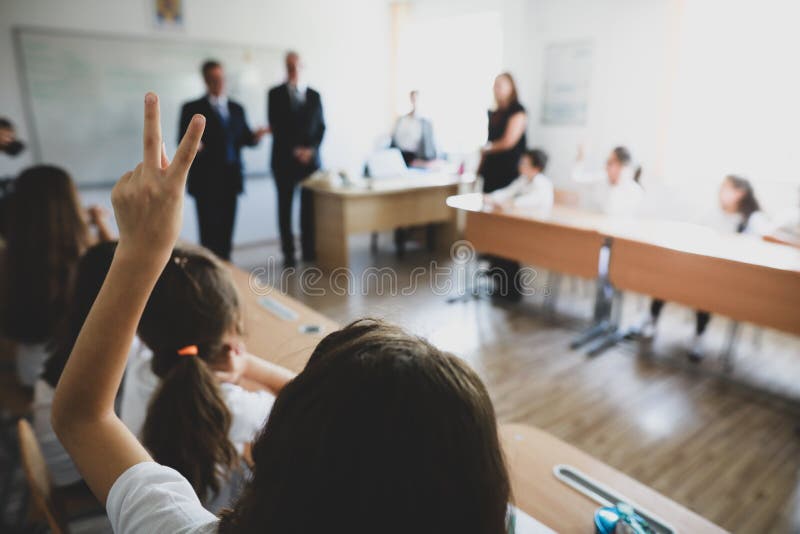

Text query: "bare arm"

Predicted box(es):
[241, 354, 295, 394]
[215, 352, 295, 396]
[52, 93, 205, 504]
[482, 111, 526, 154]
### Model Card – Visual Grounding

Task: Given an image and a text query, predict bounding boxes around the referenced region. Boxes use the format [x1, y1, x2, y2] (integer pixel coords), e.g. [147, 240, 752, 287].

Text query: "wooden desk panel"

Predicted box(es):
[464, 210, 605, 280]
[229, 266, 339, 372]
[308, 176, 464, 270]
[500, 424, 725, 534]
[609, 238, 800, 335]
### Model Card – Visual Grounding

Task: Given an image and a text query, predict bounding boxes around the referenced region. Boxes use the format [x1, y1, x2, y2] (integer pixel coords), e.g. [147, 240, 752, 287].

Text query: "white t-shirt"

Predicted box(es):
[106, 463, 555, 534]
[107, 462, 219, 534]
[489, 173, 554, 212]
[16, 341, 49, 387]
[119, 343, 275, 454]
[572, 164, 645, 217]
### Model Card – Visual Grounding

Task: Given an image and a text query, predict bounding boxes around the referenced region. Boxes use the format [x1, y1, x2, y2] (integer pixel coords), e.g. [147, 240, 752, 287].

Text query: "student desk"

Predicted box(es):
[228, 267, 338, 372]
[500, 424, 725, 533]
[304, 173, 470, 270]
[445, 193, 607, 280]
[606, 220, 800, 336]
[227, 266, 724, 532]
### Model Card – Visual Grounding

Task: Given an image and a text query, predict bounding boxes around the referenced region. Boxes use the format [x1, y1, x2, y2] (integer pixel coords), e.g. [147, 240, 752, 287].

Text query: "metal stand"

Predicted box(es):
[570, 238, 620, 353]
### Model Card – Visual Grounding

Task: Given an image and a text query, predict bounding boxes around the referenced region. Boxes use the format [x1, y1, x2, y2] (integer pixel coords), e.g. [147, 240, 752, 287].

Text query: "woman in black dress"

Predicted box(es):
[478, 73, 529, 301]
[479, 73, 528, 193]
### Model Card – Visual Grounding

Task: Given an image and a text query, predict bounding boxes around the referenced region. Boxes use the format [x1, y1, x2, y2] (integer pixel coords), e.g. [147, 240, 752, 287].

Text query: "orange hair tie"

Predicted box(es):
[177, 345, 199, 357]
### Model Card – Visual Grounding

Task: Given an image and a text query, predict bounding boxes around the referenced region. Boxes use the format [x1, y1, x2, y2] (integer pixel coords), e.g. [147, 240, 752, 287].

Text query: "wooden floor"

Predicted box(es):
[236, 235, 800, 534]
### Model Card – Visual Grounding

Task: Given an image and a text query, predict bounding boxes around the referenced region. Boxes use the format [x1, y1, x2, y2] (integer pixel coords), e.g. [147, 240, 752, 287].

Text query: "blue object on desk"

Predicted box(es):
[595, 503, 654, 534]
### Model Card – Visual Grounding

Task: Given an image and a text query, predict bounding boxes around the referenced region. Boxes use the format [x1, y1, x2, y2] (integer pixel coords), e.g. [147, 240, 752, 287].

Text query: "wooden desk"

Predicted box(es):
[500, 424, 725, 534]
[305, 173, 468, 270]
[606, 221, 800, 335]
[446, 193, 607, 279]
[228, 267, 339, 372]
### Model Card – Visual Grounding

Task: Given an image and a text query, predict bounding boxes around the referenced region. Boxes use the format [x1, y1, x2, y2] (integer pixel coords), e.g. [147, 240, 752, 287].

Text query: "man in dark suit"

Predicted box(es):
[179, 59, 268, 260]
[268, 51, 325, 267]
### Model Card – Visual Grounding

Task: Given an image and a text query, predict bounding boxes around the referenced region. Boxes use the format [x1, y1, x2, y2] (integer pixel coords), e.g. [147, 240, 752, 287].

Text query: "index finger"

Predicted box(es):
[143, 92, 162, 168]
[169, 114, 205, 180]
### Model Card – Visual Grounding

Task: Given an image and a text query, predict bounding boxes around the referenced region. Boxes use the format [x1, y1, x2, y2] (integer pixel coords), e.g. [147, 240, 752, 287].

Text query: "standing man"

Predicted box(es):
[179, 59, 268, 260]
[268, 51, 326, 267]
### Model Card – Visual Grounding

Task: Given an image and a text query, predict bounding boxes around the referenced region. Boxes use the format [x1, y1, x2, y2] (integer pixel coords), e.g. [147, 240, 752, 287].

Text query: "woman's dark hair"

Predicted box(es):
[3, 165, 89, 343]
[139, 246, 243, 503]
[42, 241, 118, 388]
[219, 319, 511, 534]
[523, 148, 548, 172]
[725, 175, 761, 229]
[612, 146, 642, 183]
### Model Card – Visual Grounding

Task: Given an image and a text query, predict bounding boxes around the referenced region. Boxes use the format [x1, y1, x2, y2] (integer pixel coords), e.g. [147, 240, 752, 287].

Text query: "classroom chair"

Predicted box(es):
[17, 419, 103, 534]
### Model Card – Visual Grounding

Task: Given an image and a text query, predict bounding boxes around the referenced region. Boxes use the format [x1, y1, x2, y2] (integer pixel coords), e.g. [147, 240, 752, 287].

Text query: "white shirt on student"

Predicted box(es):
[119, 342, 275, 455]
[489, 173, 554, 212]
[572, 164, 644, 217]
[107, 462, 218, 534]
[708, 209, 773, 237]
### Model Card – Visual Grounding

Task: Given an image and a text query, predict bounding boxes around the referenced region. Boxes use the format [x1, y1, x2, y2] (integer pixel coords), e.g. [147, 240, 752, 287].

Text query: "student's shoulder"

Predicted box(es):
[107, 462, 218, 534]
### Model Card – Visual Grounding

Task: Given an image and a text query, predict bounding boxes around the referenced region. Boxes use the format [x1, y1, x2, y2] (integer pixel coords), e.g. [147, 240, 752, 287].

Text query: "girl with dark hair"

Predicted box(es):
[121, 244, 294, 512]
[641, 175, 772, 361]
[52, 93, 513, 534]
[2, 165, 112, 387]
[33, 240, 118, 489]
[573, 145, 644, 216]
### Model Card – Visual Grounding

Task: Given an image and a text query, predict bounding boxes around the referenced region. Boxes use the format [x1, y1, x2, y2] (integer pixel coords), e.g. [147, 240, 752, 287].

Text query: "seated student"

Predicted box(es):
[52, 93, 512, 534]
[121, 244, 294, 512]
[483, 148, 553, 303]
[572, 145, 644, 216]
[1, 165, 112, 387]
[33, 241, 119, 489]
[485, 148, 553, 212]
[641, 175, 772, 361]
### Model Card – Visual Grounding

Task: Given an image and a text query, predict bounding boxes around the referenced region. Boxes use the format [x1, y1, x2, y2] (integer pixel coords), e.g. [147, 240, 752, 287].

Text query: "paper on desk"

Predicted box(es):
[511, 505, 557, 534]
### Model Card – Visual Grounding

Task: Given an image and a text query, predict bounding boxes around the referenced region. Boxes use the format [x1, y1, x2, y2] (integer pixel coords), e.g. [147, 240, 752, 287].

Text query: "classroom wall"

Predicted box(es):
[0, 0, 391, 247]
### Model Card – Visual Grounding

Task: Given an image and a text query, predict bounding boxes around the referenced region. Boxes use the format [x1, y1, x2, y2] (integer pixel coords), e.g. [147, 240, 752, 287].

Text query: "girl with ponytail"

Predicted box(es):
[124, 245, 294, 511]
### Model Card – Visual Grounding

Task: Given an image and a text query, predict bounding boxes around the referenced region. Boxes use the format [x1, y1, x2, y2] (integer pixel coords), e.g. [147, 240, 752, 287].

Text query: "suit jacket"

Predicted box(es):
[268, 83, 325, 181]
[178, 96, 257, 196]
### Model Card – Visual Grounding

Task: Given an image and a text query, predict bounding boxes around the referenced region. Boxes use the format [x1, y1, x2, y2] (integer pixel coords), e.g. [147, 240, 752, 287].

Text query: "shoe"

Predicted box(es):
[687, 334, 705, 362]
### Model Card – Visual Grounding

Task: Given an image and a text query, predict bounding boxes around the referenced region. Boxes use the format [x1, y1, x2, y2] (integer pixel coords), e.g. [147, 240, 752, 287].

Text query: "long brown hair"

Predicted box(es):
[219, 319, 511, 534]
[139, 246, 243, 502]
[43, 241, 117, 388]
[3, 165, 89, 343]
[494, 72, 519, 109]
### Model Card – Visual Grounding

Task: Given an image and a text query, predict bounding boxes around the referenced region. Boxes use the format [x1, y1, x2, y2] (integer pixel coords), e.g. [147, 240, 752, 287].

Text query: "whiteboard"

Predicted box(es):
[541, 41, 592, 126]
[14, 27, 283, 186]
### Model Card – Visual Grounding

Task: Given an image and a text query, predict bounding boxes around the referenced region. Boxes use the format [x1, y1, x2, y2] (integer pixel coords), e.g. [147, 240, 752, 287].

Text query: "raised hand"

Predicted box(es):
[111, 93, 205, 264]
